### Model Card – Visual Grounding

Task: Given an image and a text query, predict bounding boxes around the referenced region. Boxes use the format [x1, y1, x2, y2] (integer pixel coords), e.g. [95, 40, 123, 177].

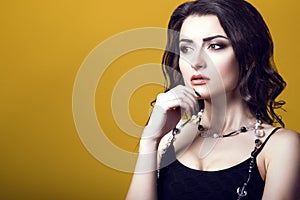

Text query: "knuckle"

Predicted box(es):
[156, 93, 165, 100]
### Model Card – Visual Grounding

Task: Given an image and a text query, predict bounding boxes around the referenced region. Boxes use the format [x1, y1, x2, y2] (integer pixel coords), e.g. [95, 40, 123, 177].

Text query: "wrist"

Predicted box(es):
[139, 138, 159, 154]
[142, 124, 163, 141]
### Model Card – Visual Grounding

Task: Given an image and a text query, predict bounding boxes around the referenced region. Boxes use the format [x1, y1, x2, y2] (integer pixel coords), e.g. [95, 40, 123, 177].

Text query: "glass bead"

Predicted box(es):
[173, 128, 180, 135]
[240, 126, 247, 132]
[255, 129, 265, 137]
[237, 187, 247, 197]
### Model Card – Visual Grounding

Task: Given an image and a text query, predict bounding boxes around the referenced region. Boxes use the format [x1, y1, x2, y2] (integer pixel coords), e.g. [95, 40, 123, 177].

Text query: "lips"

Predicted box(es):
[190, 74, 210, 85]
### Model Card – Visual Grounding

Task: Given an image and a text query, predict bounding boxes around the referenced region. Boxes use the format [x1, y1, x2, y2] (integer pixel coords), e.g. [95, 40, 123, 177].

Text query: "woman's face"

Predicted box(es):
[179, 15, 240, 100]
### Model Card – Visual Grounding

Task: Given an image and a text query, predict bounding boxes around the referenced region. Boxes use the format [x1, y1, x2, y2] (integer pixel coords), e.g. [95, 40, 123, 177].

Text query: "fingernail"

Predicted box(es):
[194, 90, 201, 97]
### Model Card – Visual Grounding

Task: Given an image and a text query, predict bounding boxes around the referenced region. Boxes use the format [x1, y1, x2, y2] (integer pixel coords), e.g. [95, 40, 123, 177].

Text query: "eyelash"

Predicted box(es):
[179, 43, 227, 54]
[180, 45, 193, 54]
[208, 43, 226, 50]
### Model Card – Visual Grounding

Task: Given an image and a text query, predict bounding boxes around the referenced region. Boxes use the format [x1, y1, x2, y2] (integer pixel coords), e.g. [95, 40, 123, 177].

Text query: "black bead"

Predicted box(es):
[198, 125, 204, 131]
[255, 139, 262, 147]
[173, 128, 180, 135]
[240, 126, 247, 132]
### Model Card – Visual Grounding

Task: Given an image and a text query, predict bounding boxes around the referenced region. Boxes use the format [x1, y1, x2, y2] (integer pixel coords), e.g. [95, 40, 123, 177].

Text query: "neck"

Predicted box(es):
[201, 91, 254, 133]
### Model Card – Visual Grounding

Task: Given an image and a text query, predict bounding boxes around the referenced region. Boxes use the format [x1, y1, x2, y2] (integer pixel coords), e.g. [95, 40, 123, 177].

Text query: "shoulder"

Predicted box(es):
[265, 128, 300, 152]
[263, 128, 300, 160]
[262, 128, 300, 199]
[257, 127, 300, 173]
[272, 127, 299, 138]
[263, 128, 300, 175]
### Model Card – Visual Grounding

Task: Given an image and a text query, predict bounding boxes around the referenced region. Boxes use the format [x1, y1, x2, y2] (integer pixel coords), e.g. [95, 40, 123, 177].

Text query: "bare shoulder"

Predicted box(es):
[263, 127, 300, 162]
[274, 127, 299, 137]
[266, 128, 300, 150]
[262, 128, 300, 199]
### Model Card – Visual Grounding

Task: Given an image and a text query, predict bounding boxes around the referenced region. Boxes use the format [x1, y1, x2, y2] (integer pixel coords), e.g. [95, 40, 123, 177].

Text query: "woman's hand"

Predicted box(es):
[142, 85, 199, 143]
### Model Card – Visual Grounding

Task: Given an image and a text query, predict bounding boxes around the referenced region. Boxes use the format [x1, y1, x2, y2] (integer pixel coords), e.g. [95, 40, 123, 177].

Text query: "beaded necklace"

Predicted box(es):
[159, 110, 266, 199]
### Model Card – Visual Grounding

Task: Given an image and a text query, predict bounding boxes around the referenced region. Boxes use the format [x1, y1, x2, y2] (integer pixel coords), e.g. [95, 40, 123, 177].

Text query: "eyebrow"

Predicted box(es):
[203, 35, 229, 42]
[179, 38, 193, 43]
[179, 35, 229, 43]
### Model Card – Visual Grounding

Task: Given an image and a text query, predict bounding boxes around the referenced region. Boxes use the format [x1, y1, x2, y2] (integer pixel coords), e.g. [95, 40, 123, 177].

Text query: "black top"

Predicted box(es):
[157, 128, 280, 200]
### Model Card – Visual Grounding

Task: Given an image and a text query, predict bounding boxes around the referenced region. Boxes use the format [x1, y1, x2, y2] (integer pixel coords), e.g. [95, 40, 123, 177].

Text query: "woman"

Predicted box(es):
[127, 0, 300, 199]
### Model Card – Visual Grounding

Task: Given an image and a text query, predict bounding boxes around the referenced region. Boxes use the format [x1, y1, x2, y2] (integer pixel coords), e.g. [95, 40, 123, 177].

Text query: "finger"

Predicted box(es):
[178, 89, 198, 112]
[174, 86, 198, 105]
[164, 85, 201, 115]
[194, 90, 201, 98]
[175, 85, 199, 98]
[156, 92, 182, 111]
[171, 86, 199, 113]
[173, 94, 196, 116]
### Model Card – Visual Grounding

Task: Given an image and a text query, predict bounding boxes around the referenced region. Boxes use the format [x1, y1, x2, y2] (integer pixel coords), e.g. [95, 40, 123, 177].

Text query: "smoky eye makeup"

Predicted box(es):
[179, 44, 194, 54]
[207, 42, 229, 50]
[203, 35, 231, 50]
[179, 35, 231, 53]
[179, 39, 196, 54]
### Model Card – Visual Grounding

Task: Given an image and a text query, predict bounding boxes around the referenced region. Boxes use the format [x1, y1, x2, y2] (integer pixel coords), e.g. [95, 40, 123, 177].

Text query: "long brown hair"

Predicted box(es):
[162, 0, 286, 127]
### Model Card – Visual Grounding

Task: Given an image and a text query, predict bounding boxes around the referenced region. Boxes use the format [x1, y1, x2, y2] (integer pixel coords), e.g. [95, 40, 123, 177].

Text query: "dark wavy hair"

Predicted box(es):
[162, 0, 286, 127]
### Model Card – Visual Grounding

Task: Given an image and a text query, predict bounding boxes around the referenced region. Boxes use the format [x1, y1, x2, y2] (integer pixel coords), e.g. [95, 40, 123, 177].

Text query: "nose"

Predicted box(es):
[192, 63, 204, 70]
[190, 48, 206, 70]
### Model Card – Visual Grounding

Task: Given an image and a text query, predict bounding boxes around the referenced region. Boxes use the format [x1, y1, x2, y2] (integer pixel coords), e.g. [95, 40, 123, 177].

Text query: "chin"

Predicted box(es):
[194, 87, 227, 101]
[193, 87, 210, 99]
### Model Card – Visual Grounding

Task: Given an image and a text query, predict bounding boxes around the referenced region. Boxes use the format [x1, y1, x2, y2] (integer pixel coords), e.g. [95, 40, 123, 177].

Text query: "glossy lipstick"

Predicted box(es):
[190, 74, 209, 85]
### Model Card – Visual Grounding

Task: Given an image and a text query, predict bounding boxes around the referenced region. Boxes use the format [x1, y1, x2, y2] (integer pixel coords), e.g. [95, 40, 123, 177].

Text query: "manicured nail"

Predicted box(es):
[194, 90, 201, 97]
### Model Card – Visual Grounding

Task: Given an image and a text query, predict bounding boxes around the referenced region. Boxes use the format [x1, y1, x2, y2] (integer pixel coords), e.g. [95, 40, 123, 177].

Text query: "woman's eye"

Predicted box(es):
[180, 46, 193, 54]
[208, 43, 225, 50]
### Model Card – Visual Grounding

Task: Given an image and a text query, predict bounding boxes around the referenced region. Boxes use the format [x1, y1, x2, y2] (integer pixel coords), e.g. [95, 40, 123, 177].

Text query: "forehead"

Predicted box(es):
[180, 15, 227, 40]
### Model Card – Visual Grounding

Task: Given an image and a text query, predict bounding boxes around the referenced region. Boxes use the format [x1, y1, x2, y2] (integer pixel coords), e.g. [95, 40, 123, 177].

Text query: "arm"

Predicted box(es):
[262, 129, 300, 200]
[126, 86, 198, 200]
[125, 135, 159, 200]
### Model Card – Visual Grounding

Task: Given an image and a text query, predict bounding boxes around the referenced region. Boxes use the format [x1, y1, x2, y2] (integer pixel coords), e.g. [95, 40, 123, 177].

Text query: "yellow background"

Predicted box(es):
[1, 0, 299, 199]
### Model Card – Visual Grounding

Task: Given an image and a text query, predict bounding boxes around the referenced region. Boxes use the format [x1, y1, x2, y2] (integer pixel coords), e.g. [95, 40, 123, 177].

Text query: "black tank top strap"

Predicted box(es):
[252, 127, 281, 157]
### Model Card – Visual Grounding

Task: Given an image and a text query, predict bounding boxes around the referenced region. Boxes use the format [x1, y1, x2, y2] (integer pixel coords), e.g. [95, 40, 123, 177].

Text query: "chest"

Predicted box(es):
[157, 157, 265, 200]
[174, 134, 267, 179]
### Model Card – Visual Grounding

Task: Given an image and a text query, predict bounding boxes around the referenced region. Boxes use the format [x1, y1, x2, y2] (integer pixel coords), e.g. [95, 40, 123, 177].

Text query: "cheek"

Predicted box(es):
[179, 58, 192, 84]
[179, 58, 186, 72]
[218, 55, 239, 89]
